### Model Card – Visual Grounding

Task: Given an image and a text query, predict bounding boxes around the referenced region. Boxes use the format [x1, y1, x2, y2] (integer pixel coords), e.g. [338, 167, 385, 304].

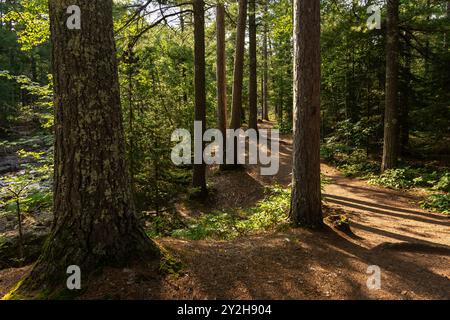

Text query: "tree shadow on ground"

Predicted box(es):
[159, 225, 450, 300]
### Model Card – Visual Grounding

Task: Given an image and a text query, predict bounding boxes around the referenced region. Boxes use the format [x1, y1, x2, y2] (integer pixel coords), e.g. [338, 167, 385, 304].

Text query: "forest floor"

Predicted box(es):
[1, 123, 449, 299]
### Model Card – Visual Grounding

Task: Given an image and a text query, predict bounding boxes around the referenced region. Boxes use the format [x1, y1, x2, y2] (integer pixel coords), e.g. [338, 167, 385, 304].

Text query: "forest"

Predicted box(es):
[0, 0, 449, 301]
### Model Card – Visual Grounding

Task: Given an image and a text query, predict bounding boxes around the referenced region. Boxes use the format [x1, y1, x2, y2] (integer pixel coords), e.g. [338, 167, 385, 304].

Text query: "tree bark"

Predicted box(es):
[290, 0, 323, 228]
[400, 40, 411, 155]
[447, 1, 450, 49]
[192, 0, 208, 196]
[248, 0, 258, 131]
[381, 0, 400, 172]
[15, 0, 159, 294]
[230, 0, 248, 130]
[216, 3, 227, 142]
[262, 0, 269, 121]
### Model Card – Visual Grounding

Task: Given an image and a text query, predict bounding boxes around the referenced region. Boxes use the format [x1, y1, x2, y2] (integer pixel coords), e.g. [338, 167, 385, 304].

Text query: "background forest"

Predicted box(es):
[0, 0, 449, 299]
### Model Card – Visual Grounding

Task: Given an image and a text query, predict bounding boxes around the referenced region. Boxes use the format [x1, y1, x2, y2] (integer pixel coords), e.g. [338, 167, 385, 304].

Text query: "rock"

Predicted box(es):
[0, 156, 19, 174]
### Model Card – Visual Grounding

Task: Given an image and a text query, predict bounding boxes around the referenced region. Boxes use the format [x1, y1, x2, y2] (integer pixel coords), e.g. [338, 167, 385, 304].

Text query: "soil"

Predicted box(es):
[1, 122, 449, 300]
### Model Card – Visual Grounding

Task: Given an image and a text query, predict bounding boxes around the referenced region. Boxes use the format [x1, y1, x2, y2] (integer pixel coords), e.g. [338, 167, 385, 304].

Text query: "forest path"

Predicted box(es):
[154, 123, 450, 300]
[247, 129, 450, 249]
[2, 124, 449, 300]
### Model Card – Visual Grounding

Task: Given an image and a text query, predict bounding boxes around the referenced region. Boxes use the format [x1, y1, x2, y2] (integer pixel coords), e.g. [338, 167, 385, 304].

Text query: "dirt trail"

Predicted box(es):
[248, 132, 450, 249]
[154, 129, 450, 300]
[1, 125, 449, 300]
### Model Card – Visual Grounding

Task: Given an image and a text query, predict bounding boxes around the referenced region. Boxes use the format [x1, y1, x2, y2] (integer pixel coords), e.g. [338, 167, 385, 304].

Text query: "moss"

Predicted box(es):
[2, 279, 26, 300]
[159, 248, 185, 277]
[2, 277, 54, 300]
[2, 272, 86, 300]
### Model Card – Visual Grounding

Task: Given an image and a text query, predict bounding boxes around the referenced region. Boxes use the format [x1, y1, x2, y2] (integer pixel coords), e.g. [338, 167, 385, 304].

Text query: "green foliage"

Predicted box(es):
[145, 211, 186, 239]
[2, 0, 50, 51]
[365, 166, 450, 214]
[273, 121, 292, 134]
[431, 173, 450, 193]
[169, 186, 290, 241]
[368, 168, 415, 189]
[0, 147, 53, 217]
[159, 249, 185, 277]
[0, 71, 53, 131]
[320, 142, 353, 162]
[321, 142, 379, 177]
[321, 141, 449, 215]
[420, 194, 450, 215]
[270, 0, 293, 128]
[368, 167, 450, 191]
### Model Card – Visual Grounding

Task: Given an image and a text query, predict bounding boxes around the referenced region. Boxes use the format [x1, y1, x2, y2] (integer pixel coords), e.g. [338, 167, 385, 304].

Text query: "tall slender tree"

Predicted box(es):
[262, 0, 269, 121]
[216, 3, 227, 143]
[248, 0, 258, 131]
[192, 0, 208, 195]
[381, 0, 400, 172]
[15, 0, 159, 294]
[230, 0, 248, 130]
[290, 0, 323, 228]
[447, 1, 450, 49]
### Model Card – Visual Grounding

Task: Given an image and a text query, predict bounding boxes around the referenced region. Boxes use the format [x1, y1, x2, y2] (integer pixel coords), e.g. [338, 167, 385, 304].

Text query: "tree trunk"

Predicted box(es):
[16, 200, 24, 261]
[216, 3, 227, 147]
[262, 0, 269, 121]
[447, 1, 450, 49]
[248, 0, 258, 131]
[230, 0, 248, 130]
[192, 0, 208, 196]
[400, 41, 411, 155]
[16, 0, 159, 295]
[180, 14, 188, 104]
[278, 83, 283, 122]
[290, 0, 323, 228]
[260, 71, 264, 120]
[381, 0, 400, 172]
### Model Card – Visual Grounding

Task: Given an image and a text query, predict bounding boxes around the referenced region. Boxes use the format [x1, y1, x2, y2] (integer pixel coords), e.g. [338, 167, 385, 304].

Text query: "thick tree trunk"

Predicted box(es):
[16, 0, 159, 294]
[262, 0, 269, 121]
[248, 0, 258, 131]
[230, 0, 248, 130]
[192, 0, 208, 196]
[290, 0, 323, 228]
[216, 4, 227, 140]
[381, 0, 400, 172]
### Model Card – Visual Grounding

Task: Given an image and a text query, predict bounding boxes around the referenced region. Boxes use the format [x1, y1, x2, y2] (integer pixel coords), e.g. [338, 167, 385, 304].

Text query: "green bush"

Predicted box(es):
[368, 168, 415, 189]
[145, 212, 186, 238]
[432, 173, 450, 192]
[368, 167, 450, 191]
[320, 142, 354, 163]
[420, 194, 450, 215]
